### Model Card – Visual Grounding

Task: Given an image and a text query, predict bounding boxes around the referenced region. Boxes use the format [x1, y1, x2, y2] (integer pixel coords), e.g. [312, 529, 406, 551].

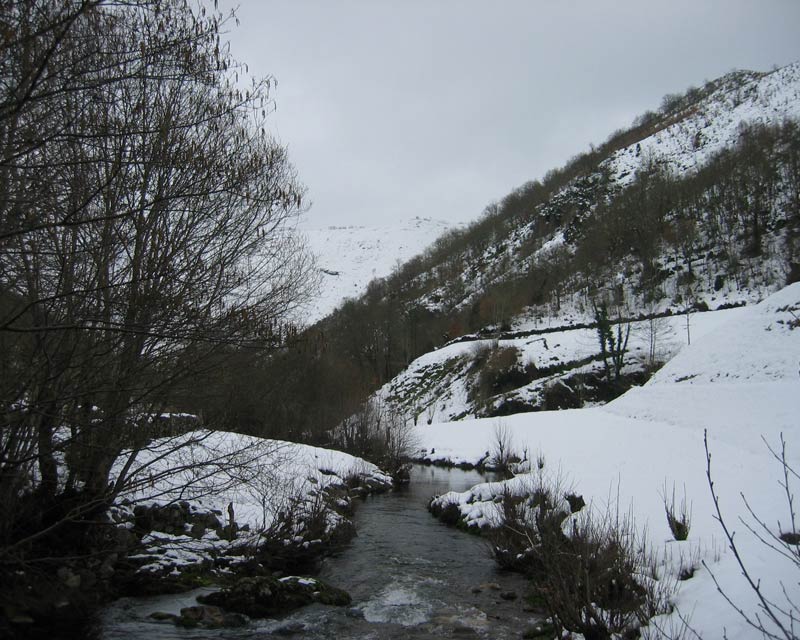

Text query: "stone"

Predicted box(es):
[499, 590, 517, 601]
[149, 611, 178, 622]
[56, 567, 81, 589]
[197, 575, 351, 618]
[175, 605, 247, 629]
[273, 621, 306, 635]
[522, 620, 556, 639]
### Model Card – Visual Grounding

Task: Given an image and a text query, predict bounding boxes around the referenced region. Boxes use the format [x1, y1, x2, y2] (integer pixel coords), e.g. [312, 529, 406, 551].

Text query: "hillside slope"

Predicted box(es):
[300, 217, 454, 323]
[357, 62, 800, 424]
[393, 61, 800, 322]
[378, 304, 748, 424]
[608, 62, 800, 183]
[232, 61, 800, 450]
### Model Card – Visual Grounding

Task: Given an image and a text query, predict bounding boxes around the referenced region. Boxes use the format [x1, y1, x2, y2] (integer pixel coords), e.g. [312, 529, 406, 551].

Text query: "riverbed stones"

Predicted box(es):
[196, 575, 351, 617]
[177, 605, 247, 628]
[149, 605, 247, 628]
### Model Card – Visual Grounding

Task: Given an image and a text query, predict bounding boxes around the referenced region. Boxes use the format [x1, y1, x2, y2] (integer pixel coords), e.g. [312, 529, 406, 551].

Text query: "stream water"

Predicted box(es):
[98, 465, 539, 639]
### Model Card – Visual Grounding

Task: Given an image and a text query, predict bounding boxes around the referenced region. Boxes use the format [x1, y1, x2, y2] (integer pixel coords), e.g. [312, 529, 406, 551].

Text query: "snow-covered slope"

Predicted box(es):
[608, 62, 800, 183]
[390, 61, 800, 325]
[299, 216, 454, 323]
[419, 283, 800, 639]
[379, 304, 750, 424]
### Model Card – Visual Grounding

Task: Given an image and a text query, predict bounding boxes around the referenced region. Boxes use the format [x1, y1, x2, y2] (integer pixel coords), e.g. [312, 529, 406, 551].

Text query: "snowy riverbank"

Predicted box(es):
[110, 434, 393, 591]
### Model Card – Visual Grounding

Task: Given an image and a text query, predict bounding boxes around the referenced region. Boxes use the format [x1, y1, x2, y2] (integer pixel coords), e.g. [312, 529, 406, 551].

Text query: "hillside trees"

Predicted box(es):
[0, 0, 315, 568]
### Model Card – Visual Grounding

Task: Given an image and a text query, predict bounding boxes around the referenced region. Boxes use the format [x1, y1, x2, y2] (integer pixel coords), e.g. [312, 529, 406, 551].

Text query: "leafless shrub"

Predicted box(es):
[486, 470, 675, 638]
[424, 401, 438, 425]
[663, 482, 692, 541]
[490, 421, 518, 474]
[336, 397, 418, 476]
[535, 505, 675, 639]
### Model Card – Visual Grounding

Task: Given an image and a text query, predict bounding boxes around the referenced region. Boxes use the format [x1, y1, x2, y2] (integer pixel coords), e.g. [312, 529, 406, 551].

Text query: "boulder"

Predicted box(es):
[197, 575, 351, 618]
[175, 604, 247, 628]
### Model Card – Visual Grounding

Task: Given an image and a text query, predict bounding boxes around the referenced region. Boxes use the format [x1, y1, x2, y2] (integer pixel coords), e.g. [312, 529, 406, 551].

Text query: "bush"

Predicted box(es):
[485, 471, 674, 639]
[471, 344, 539, 409]
[489, 421, 519, 474]
[334, 398, 418, 478]
[663, 482, 691, 541]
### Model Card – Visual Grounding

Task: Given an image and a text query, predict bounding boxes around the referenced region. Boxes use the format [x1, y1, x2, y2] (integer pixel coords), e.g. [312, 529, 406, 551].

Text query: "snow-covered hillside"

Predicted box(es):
[379, 303, 750, 424]
[608, 62, 800, 183]
[299, 216, 455, 323]
[420, 283, 800, 639]
[395, 61, 800, 327]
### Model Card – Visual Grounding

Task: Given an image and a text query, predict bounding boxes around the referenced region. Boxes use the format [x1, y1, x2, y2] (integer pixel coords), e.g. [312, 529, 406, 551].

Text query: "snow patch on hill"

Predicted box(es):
[300, 216, 455, 323]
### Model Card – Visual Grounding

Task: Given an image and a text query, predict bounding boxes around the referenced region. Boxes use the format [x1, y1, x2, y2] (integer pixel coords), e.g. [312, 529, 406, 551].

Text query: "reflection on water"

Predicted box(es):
[98, 465, 539, 639]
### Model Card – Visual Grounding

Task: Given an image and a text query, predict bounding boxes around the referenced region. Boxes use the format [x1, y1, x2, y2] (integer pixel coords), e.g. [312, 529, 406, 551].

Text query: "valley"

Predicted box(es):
[2, 5, 800, 638]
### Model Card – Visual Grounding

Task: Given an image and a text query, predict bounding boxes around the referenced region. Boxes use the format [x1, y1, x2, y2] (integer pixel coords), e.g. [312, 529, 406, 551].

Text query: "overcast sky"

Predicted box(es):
[216, 1, 800, 228]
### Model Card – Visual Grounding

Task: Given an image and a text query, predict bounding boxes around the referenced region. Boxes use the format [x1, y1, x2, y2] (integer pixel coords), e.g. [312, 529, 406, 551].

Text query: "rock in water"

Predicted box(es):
[170, 605, 247, 629]
[197, 575, 351, 618]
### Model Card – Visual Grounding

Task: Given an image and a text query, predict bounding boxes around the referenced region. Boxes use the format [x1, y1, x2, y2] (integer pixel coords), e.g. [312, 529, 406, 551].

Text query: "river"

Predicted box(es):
[98, 465, 539, 639]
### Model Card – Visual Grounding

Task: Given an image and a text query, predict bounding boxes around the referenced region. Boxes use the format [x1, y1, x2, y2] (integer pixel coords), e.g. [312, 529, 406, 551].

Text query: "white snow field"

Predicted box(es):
[418, 282, 800, 639]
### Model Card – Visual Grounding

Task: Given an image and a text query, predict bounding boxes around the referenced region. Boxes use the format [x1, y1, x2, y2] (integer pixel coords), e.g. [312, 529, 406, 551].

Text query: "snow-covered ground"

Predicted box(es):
[298, 216, 454, 323]
[417, 283, 800, 639]
[380, 303, 749, 424]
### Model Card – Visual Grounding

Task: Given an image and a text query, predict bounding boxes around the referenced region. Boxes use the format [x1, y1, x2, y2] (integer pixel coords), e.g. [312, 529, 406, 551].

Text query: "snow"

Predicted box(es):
[380, 304, 751, 424]
[299, 216, 456, 323]
[111, 433, 392, 574]
[419, 283, 800, 639]
[607, 62, 800, 185]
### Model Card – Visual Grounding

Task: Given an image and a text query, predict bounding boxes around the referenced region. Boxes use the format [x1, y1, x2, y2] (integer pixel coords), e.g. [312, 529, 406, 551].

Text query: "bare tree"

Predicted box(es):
[633, 304, 676, 370]
[490, 420, 517, 474]
[336, 397, 417, 476]
[0, 0, 317, 574]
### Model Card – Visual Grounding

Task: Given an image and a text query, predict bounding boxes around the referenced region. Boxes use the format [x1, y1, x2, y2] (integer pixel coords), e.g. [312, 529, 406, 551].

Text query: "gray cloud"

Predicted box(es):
[218, 0, 800, 226]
